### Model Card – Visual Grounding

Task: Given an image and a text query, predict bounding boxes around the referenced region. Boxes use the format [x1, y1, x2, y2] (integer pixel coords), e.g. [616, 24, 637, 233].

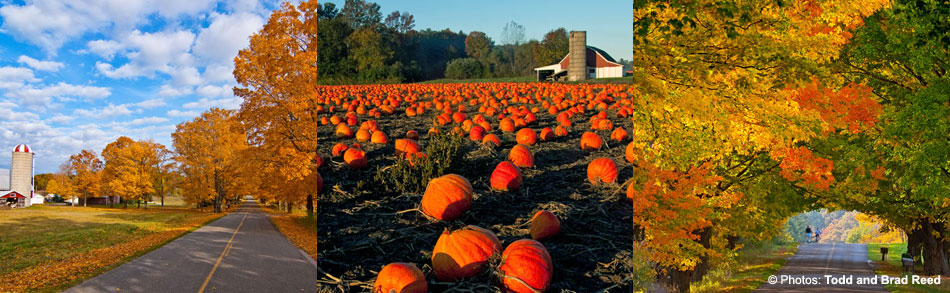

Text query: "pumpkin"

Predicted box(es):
[507, 144, 535, 168]
[371, 130, 389, 144]
[529, 210, 560, 240]
[580, 132, 603, 151]
[356, 129, 372, 142]
[331, 143, 349, 157]
[499, 239, 553, 293]
[610, 127, 628, 142]
[452, 112, 467, 124]
[329, 115, 343, 125]
[395, 139, 422, 157]
[625, 141, 640, 163]
[587, 157, 618, 184]
[499, 118, 516, 132]
[420, 174, 473, 221]
[406, 130, 420, 140]
[515, 128, 538, 146]
[490, 161, 523, 191]
[482, 134, 501, 148]
[316, 172, 324, 195]
[432, 225, 502, 281]
[539, 127, 554, 141]
[343, 148, 367, 170]
[469, 125, 486, 141]
[315, 153, 324, 169]
[554, 125, 569, 137]
[373, 262, 427, 293]
[336, 124, 354, 138]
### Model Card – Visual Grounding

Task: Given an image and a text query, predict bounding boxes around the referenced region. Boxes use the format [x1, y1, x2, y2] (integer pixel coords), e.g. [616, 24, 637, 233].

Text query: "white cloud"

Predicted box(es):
[196, 84, 233, 97]
[0, 0, 153, 54]
[85, 39, 123, 60]
[74, 103, 134, 118]
[183, 96, 242, 110]
[0, 102, 41, 121]
[201, 64, 235, 83]
[157, 84, 192, 97]
[168, 109, 199, 118]
[136, 98, 166, 108]
[94, 30, 196, 79]
[17, 56, 64, 72]
[0, 66, 40, 89]
[156, 0, 217, 19]
[48, 114, 74, 124]
[5, 82, 111, 109]
[194, 12, 265, 65]
[129, 116, 169, 125]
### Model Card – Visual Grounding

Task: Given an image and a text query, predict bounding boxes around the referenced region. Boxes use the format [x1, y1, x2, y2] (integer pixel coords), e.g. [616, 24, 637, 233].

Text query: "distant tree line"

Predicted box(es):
[318, 0, 615, 83]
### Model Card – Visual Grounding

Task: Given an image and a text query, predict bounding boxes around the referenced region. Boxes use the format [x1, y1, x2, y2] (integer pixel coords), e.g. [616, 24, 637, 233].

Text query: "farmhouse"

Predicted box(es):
[534, 31, 624, 81]
[1, 144, 40, 208]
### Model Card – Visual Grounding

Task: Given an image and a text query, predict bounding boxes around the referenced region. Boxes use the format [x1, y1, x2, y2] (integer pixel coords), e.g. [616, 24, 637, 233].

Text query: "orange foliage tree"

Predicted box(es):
[173, 108, 250, 213]
[233, 0, 320, 217]
[64, 149, 103, 207]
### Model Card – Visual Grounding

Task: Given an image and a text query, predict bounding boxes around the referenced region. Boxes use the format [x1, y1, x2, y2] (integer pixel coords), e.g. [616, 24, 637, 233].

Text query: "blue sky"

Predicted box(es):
[323, 0, 632, 63]
[0, 0, 291, 173]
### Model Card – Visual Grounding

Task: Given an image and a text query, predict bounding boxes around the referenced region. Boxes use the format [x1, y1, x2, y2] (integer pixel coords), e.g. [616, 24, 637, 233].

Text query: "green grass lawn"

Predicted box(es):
[0, 205, 221, 291]
[691, 241, 799, 292]
[867, 243, 950, 293]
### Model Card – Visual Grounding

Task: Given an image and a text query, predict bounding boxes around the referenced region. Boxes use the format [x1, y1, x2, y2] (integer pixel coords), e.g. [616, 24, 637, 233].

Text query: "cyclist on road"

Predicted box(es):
[805, 226, 813, 243]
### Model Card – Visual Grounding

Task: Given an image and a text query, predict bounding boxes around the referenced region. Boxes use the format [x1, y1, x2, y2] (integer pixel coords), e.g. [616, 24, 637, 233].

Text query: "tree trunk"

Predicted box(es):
[287, 202, 293, 213]
[921, 221, 950, 275]
[306, 194, 314, 218]
[668, 269, 694, 292]
[908, 225, 926, 264]
[137, 200, 140, 209]
[83, 190, 87, 207]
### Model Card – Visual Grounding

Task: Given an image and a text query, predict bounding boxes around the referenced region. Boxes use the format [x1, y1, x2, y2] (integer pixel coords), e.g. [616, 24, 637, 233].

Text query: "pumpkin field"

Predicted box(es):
[316, 82, 638, 292]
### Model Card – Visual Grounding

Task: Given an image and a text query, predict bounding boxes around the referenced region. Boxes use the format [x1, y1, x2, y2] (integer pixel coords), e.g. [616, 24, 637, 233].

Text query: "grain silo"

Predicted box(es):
[567, 31, 587, 81]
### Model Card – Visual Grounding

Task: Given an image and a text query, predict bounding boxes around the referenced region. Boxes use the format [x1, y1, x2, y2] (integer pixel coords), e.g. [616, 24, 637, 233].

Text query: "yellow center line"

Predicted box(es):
[198, 212, 248, 293]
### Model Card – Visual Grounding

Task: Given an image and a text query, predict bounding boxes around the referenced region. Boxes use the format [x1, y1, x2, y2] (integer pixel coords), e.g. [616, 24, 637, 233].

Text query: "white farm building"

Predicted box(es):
[534, 31, 624, 81]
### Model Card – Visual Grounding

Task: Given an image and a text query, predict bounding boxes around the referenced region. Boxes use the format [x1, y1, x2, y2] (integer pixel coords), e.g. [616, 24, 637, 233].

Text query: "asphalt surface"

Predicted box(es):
[66, 200, 317, 292]
[755, 243, 889, 292]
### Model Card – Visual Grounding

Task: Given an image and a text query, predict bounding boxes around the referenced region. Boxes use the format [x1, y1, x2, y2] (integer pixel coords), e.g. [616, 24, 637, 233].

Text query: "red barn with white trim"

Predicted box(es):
[534, 46, 624, 81]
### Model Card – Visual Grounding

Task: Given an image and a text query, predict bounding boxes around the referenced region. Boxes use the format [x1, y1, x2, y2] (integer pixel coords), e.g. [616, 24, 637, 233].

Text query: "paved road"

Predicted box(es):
[756, 243, 888, 292]
[67, 200, 317, 292]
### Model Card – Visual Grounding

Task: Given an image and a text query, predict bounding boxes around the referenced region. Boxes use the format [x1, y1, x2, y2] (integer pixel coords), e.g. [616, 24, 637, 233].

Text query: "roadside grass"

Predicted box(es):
[260, 204, 316, 261]
[0, 205, 224, 292]
[691, 241, 799, 292]
[867, 243, 950, 293]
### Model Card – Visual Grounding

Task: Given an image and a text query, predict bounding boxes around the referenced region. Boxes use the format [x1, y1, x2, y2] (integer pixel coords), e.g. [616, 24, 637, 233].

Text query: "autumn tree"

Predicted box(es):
[532, 28, 567, 66]
[464, 31, 491, 60]
[64, 149, 103, 207]
[173, 108, 248, 213]
[46, 171, 77, 202]
[630, 0, 890, 289]
[234, 0, 320, 217]
[101, 137, 163, 209]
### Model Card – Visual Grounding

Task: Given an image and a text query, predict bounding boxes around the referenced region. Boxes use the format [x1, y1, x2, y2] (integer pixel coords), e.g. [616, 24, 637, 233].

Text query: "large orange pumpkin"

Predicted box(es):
[373, 262, 427, 293]
[539, 127, 554, 141]
[336, 124, 354, 138]
[469, 125, 486, 142]
[515, 128, 538, 146]
[554, 125, 569, 137]
[490, 161, 523, 191]
[580, 132, 603, 151]
[371, 130, 389, 144]
[499, 118, 516, 132]
[482, 134, 501, 148]
[331, 143, 349, 157]
[432, 225, 502, 281]
[420, 174, 473, 221]
[356, 129, 372, 142]
[507, 144, 535, 168]
[344, 148, 368, 170]
[499, 239, 553, 293]
[610, 127, 628, 142]
[395, 139, 422, 157]
[625, 141, 640, 163]
[529, 210, 560, 240]
[587, 157, 618, 184]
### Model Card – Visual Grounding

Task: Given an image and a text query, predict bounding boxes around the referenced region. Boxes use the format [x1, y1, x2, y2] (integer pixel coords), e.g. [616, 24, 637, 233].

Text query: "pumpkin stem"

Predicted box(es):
[503, 275, 543, 293]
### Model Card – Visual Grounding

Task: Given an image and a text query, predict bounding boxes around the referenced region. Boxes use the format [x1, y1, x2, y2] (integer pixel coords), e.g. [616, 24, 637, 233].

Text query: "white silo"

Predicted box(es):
[11, 144, 35, 207]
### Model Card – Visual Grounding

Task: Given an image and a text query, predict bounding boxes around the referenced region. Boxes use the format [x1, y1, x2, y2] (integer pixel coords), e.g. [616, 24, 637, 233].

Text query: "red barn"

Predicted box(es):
[533, 46, 624, 81]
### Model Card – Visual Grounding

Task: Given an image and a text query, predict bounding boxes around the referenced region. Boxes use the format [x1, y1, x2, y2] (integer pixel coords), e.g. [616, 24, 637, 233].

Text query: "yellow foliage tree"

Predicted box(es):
[172, 108, 249, 213]
[64, 149, 103, 207]
[101, 137, 163, 208]
[46, 171, 77, 202]
[233, 0, 320, 216]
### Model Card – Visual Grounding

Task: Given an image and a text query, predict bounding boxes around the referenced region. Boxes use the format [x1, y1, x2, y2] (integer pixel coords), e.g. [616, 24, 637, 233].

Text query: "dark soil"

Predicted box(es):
[317, 83, 635, 292]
